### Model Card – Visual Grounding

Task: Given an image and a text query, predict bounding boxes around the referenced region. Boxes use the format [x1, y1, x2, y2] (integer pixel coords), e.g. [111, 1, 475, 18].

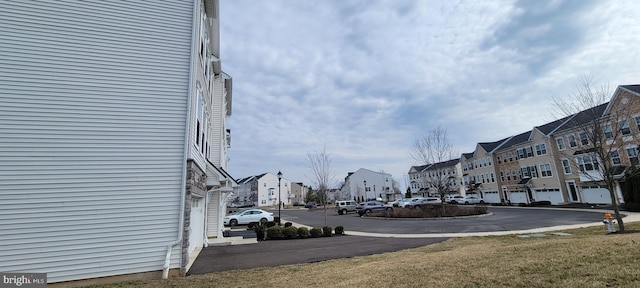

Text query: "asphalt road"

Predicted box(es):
[188, 206, 607, 275]
[276, 206, 605, 234]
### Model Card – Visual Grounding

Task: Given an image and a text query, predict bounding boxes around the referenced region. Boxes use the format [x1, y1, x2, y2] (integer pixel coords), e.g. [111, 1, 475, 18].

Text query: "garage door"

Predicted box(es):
[581, 187, 611, 204]
[509, 191, 528, 204]
[483, 191, 501, 203]
[534, 189, 564, 204]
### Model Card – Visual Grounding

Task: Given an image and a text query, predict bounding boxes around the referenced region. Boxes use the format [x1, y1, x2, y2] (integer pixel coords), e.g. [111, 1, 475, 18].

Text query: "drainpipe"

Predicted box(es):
[163, 0, 199, 279]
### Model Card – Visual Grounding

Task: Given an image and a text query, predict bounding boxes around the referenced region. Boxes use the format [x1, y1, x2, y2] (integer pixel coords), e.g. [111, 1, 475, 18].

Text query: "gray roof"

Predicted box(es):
[423, 158, 460, 171]
[555, 103, 608, 132]
[495, 130, 532, 152]
[478, 137, 510, 153]
[621, 85, 640, 94]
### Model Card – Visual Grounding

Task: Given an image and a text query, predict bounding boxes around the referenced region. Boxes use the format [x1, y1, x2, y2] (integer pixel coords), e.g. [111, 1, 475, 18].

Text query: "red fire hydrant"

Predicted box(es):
[603, 212, 616, 233]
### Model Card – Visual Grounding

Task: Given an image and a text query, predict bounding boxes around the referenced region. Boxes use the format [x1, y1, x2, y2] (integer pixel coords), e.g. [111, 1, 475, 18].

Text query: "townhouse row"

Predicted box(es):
[409, 84, 640, 205]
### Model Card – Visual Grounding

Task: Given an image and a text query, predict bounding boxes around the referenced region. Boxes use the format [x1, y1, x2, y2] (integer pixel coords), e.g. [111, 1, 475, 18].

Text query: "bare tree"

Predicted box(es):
[551, 76, 627, 232]
[307, 146, 335, 225]
[409, 126, 458, 209]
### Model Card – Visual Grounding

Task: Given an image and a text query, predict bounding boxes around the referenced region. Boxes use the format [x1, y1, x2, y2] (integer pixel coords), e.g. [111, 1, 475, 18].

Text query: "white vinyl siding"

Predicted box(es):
[0, 0, 194, 283]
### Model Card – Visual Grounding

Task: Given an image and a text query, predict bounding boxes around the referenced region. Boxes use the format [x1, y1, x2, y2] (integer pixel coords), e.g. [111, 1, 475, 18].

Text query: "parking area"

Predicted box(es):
[276, 206, 605, 234]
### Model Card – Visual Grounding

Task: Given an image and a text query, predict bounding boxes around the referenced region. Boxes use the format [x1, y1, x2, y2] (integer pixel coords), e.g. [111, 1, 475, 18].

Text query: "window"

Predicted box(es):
[540, 163, 552, 177]
[603, 124, 613, 140]
[577, 154, 598, 172]
[506, 170, 511, 181]
[579, 132, 589, 145]
[635, 115, 640, 131]
[556, 137, 566, 150]
[610, 150, 621, 165]
[535, 143, 547, 155]
[526, 147, 533, 158]
[626, 147, 639, 166]
[619, 119, 631, 135]
[562, 159, 571, 174]
[490, 172, 495, 182]
[568, 135, 578, 148]
[520, 166, 538, 178]
[500, 171, 504, 182]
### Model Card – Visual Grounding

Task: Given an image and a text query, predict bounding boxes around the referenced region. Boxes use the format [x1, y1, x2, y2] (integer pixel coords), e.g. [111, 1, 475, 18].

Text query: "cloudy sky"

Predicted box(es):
[219, 0, 639, 190]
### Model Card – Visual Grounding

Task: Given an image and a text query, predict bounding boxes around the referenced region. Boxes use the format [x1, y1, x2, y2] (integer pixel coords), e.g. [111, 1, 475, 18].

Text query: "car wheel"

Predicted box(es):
[386, 207, 392, 211]
[479, 200, 485, 204]
[464, 201, 469, 205]
[451, 201, 457, 204]
[229, 219, 238, 226]
[365, 209, 371, 214]
[342, 209, 347, 215]
[259, 218, 268, 224]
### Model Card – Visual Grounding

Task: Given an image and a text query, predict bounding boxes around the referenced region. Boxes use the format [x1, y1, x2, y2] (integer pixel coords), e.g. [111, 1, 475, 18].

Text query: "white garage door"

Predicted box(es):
[581, 187, 611, 204]
[483, 191, 501, 203]
[189, 197, 205, 254]
[509, 191, 528, 204]
[534, 189, 564, 204]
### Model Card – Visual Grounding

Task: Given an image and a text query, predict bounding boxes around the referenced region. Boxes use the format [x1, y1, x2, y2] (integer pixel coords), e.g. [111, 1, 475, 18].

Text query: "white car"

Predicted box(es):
[445, 195, 464, 204]
[399, 197, 426, 207]
[223, 209, 274, 226]
[405, 197, 442, 208]
[457, 196, 485, 205]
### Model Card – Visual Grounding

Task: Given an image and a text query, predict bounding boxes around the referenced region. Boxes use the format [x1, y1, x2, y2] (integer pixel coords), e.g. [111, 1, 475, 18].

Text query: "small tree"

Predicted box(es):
[307, 146, 335, 226]
[405, 187, 412, 198]
[409, 126, 458, 210]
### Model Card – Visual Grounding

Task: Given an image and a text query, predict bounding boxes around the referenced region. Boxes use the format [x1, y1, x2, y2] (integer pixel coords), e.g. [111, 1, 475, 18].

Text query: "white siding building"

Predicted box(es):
[340, 168, 394, 202]
[0, 0, 234, 284]
[235, 173, 293, 208]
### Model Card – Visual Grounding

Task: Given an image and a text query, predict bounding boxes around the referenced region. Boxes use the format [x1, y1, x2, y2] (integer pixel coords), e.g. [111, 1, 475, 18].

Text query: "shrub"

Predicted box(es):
[322, 226, 333, 237]
[266, 225, 283, 239]
[253, 223, 267, 240]
[283, 226, 298, 239]
[334, 225, 344, 235]
[284, 222, 293, 228]
[297, 227, 309, 238]
[309, 227, 323, 238]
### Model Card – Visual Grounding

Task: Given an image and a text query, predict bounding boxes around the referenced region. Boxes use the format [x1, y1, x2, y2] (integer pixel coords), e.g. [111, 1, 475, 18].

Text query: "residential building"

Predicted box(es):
[340, 168, 393, 201]
[235, 173, 292, 207]
[0, 0, 234, 284]
[408, 164, 431, 195]
[462, 139, 507, 203]
[290, 182, 309, 204]
[412, 159, 464, 198]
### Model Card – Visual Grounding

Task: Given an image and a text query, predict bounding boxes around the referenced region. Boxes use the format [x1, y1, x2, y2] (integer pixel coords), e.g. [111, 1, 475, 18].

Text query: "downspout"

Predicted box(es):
[163, 0, 200, 279]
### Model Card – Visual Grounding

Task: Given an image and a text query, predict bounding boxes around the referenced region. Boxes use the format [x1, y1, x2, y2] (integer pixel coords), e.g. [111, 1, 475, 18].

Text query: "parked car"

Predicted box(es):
[446, 195, 464, 204]
[293, 201, 304, 206]
[304, 202, 317, 208]
[398, 197, 426, 207]
[335, 200, 358, 215]
[406, 197, 442, 208]
[387, 199, 404, 207]
[457, 196, 485, 205]
[355, 201, 389, 216]
[223, 209, 274, 226]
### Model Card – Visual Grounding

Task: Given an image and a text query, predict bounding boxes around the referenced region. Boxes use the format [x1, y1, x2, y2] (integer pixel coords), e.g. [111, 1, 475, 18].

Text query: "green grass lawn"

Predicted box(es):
[85, 222, 640, 288]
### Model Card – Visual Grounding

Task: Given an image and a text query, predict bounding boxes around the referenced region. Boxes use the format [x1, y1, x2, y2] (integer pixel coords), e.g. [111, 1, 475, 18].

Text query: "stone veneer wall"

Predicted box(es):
[181, 160, 207, 275]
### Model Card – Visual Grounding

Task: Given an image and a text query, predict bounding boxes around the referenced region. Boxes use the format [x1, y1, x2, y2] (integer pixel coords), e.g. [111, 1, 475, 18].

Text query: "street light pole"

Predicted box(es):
[277, 171, 282, 225]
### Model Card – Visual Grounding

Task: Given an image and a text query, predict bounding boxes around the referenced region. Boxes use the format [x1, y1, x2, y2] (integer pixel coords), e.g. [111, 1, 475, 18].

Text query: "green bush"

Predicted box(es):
[334, 225, 344, 235]
[266, 225, 283, 239]
[284, 222, 293, 228]
[297, 227, 309, 238]
[309, 227, 322, 238]
[322, 226, 333, 237]
[283, 226, 298, 239]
